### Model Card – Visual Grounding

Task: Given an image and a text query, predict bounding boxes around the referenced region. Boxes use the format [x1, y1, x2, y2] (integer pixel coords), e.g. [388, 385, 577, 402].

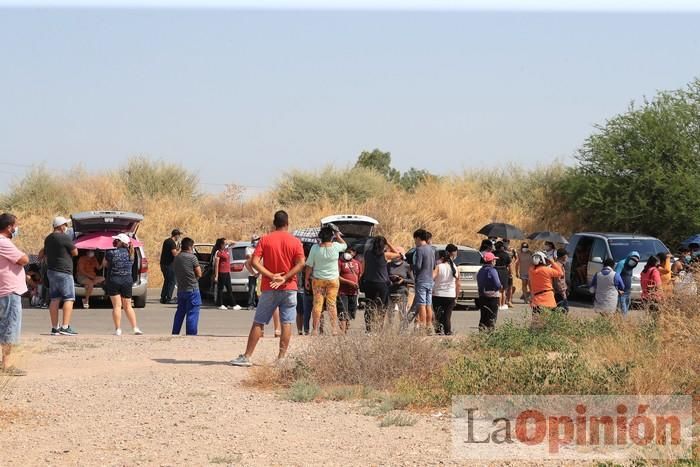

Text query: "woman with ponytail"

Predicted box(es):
[432, 244, 460, 335]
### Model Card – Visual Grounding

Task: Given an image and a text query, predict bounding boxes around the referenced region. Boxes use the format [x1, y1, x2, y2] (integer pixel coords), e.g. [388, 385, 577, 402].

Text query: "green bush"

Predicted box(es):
[119, 156, 200, 201]
[1, 166, 75, 213]
[275, 166, 390, 205]
[285, 379, 321, 402]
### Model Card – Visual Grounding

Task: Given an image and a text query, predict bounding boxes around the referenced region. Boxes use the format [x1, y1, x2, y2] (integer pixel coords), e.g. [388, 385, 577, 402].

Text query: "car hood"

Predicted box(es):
[72, 211, 143, 235]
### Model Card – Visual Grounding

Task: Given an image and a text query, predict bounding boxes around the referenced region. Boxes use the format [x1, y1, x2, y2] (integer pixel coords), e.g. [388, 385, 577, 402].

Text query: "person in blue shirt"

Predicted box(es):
[476, 252, 502, 331]
[614, 251, 640, 315]
[412, 229, 436, 330]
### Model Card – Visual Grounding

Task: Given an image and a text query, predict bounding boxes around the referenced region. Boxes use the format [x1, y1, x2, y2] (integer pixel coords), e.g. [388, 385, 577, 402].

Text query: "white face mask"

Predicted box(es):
[87, 251, 95, 258]
[521, 248, 529, 253]
[10, 226, 19, 239]
[343, 253, 353, 261]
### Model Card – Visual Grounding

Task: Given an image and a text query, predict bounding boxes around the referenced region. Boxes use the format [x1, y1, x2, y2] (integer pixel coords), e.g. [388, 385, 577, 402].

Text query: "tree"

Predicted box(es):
[560, 78, 700, 245]
[354, 149, 400, 183]
[399, 167, 438, 192]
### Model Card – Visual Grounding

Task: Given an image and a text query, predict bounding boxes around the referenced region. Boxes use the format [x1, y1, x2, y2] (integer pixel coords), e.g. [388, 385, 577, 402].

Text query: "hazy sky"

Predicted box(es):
[1, 2, 699, 193]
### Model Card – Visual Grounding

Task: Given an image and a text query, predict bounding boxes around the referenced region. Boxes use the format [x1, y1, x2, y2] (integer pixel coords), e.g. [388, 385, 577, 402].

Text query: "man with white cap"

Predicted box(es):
[43, 216, 79, 335]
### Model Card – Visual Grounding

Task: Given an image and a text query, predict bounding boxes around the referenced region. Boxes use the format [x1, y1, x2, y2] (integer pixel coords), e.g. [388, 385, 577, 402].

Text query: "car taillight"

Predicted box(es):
[231, 263, 245, 272]
[140, 257, 149, 274]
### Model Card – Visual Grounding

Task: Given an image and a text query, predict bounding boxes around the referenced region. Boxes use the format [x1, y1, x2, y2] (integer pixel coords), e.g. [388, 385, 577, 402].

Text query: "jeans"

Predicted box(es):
[215, 272, 237, 307]
[0, 293, 22, 344]
[554, 292, 570, 313]
[247, 276, 258, 308]
[172, 289, 202, 335]
[47, 270, 75, 301]
[337, 294, 358, 321]
[254, 290, 297, 325]
[363, 281, 390, 332]
[618, 289, 631, 315]
[160, 264, 176, 303]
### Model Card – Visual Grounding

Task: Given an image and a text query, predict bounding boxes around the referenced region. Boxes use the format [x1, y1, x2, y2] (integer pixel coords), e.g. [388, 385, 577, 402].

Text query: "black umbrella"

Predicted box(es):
[527, 231, 569, 244]
[477, 223, 525, 240]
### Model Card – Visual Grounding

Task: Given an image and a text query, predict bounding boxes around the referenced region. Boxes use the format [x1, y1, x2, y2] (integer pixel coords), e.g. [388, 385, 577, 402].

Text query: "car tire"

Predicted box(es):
[133, 293, 147, 308]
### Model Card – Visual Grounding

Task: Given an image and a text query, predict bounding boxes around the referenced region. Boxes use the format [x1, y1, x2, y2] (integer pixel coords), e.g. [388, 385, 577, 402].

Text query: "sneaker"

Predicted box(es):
[114, 328, 122, 336]
[51, 328, 61, 336]
[59, 325, 78, 336]
[1, 366, 27, 376]
[134, 327, 143, 335]
[230, 354, 252, 367]
[232, 305, 242, 311]
[83, 303, 90, 309]
[218, 305, 227, 310]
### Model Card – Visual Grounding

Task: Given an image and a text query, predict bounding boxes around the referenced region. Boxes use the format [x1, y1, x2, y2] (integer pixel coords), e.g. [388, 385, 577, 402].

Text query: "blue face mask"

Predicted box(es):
[11, 227, 19, 239]
[684, 255, 692, 264]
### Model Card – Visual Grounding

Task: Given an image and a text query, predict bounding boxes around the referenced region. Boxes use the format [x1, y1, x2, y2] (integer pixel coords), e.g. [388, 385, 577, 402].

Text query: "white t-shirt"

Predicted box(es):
[433, 262, 457, 298]
[245, 246, 259, 277]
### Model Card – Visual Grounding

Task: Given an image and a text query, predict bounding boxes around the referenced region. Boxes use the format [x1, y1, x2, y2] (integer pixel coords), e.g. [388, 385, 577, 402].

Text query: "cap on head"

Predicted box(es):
[521, 242, 529, 248]
[112, 233, 131, 245]
[483, 252, 496, 262]
[52, 216, 70, 229]
[171, 229, 182, 237]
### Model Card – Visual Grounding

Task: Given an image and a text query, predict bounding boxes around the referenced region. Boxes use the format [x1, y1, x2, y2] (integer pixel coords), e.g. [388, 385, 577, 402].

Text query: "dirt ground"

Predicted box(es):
[1, 335, 460, 467]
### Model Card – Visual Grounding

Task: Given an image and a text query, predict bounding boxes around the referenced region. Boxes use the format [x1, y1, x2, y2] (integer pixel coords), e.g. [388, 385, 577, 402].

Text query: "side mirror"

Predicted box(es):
[591, 256, 603, 264]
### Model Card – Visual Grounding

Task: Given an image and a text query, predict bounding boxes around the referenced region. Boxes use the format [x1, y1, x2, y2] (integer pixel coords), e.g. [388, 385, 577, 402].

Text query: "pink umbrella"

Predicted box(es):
[73, 232, 143, 250]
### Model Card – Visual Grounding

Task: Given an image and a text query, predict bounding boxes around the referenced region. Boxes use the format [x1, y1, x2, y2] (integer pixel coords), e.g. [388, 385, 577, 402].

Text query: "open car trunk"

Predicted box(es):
[71, 211, 143, 236]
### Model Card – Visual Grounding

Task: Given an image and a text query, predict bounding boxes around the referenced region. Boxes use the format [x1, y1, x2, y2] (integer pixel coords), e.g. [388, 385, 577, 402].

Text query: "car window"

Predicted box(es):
[590, 238, 608, 262]
[230, 247, 248, 261]
[608, 239, 668, 262]
[439, 249, 482, 266]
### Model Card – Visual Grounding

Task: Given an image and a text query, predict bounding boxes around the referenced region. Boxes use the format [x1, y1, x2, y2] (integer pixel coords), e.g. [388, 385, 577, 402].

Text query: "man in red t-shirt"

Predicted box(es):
[337, 247, 362, 334]
[230, 211, 305, 366]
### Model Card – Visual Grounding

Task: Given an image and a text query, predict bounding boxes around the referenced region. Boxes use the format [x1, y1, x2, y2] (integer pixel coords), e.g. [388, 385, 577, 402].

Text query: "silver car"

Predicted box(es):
[194, 241, 253, 300]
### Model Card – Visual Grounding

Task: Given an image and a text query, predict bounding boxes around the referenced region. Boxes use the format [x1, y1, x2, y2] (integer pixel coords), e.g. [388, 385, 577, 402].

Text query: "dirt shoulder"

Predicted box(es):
[1, 335, 457, 466]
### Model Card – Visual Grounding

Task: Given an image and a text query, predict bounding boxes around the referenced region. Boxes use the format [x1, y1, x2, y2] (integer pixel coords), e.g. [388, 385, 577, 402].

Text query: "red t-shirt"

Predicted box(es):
[338, 258, 362, 296]
[216, 249, 231, 274]
[253, 230, 305, 292]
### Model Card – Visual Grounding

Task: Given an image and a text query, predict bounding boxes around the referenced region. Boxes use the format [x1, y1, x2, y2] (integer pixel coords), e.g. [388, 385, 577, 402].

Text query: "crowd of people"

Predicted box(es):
[2, 209, 700, 374]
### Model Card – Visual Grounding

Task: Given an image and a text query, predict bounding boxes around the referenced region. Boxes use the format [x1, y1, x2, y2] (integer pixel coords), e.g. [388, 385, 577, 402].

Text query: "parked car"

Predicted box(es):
[71, 211, 149, 308]
[406, 244, 483, 307]
[320, 214, 379, 258]
[565, 232, 670, 300]
[194, 242, 252, 302]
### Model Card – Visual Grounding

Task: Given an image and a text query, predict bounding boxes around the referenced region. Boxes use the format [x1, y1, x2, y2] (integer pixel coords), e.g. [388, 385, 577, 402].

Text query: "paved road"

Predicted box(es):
[20, 288, 594, 337]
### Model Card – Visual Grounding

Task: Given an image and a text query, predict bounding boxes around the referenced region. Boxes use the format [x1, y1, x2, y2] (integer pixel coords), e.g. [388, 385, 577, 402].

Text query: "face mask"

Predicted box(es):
[87, 251, 95, 258]
[684, 255, 692, 264]
[521, 248, 529, 253]
[392, 258, 403, 265]
[627, 259, 638, 267]
[343, 253, 353, 261]
[10, 227, 18, 239]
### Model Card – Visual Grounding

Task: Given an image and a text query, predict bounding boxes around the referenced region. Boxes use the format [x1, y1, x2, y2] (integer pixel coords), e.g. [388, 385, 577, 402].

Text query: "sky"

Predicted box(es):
[1, 1, 699, 194]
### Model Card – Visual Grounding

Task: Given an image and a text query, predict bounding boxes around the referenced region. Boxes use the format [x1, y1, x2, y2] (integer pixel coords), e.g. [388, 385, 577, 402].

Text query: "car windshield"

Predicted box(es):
[608, 239, 668, 262]
[230, 246, 249, 261]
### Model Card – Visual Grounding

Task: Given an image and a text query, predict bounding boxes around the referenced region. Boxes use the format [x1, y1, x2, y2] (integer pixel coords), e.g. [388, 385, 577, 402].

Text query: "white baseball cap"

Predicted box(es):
[52, 216, 70, 228]
[112, 233, 131, 245]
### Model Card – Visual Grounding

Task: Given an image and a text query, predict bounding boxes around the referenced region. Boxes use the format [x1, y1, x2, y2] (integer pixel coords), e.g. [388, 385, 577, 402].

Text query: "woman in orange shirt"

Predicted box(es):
[528, 251, 564, 312]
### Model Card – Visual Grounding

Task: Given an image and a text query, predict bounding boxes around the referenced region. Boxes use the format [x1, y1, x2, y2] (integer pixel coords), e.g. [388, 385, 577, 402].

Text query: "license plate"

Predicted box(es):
[461, 273, 474, 280]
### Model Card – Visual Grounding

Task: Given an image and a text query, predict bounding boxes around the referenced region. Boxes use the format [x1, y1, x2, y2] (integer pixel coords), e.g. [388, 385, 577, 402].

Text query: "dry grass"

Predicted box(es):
[4, 162, 569, 287]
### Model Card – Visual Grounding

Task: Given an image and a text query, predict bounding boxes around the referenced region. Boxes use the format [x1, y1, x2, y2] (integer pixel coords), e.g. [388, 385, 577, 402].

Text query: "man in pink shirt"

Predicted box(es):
[0, 213, 29, 376]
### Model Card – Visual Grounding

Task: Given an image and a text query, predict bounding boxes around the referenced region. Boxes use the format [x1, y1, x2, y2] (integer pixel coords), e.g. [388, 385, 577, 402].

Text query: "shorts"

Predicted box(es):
[47, 270, 75, 301]
[520, 272, 529, 281]
[0, 293, 22, 344]
[497, 269, 509, 289]
[414, 283, 433, 306]
[254, 290, 297, 325]
[105, 279, 133, 298]
[337, 294, 358, 321]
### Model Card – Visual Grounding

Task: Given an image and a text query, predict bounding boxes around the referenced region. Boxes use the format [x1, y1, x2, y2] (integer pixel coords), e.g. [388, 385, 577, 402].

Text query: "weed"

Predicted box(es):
[379, 412, 418, 428]
[285, 379, 321, 403]
[209, 453, 243, 465]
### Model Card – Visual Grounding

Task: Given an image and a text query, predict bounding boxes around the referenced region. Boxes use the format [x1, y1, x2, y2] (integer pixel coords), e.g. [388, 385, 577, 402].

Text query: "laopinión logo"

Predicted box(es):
[452, 396, 693, 461]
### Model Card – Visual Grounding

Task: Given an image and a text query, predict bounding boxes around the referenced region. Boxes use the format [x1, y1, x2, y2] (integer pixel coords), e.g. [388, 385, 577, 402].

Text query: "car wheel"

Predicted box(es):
[133, 293, 147, 308]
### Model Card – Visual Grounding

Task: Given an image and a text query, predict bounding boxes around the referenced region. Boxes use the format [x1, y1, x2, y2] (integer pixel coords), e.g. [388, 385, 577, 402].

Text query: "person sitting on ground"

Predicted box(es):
[527, 251, 564, 313]
[305, 226, 346, 336]
[614, 250, 640, 316]
[590, 257, 625, 315]
[336, 246, 362, 334]
[476, 252, 501, 331]
[76, 250, 104, 309]
[432, 244, 459, 335]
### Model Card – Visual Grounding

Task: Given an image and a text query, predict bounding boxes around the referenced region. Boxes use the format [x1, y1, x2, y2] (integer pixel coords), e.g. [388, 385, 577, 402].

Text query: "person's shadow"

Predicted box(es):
[152, 358, 231, 366]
